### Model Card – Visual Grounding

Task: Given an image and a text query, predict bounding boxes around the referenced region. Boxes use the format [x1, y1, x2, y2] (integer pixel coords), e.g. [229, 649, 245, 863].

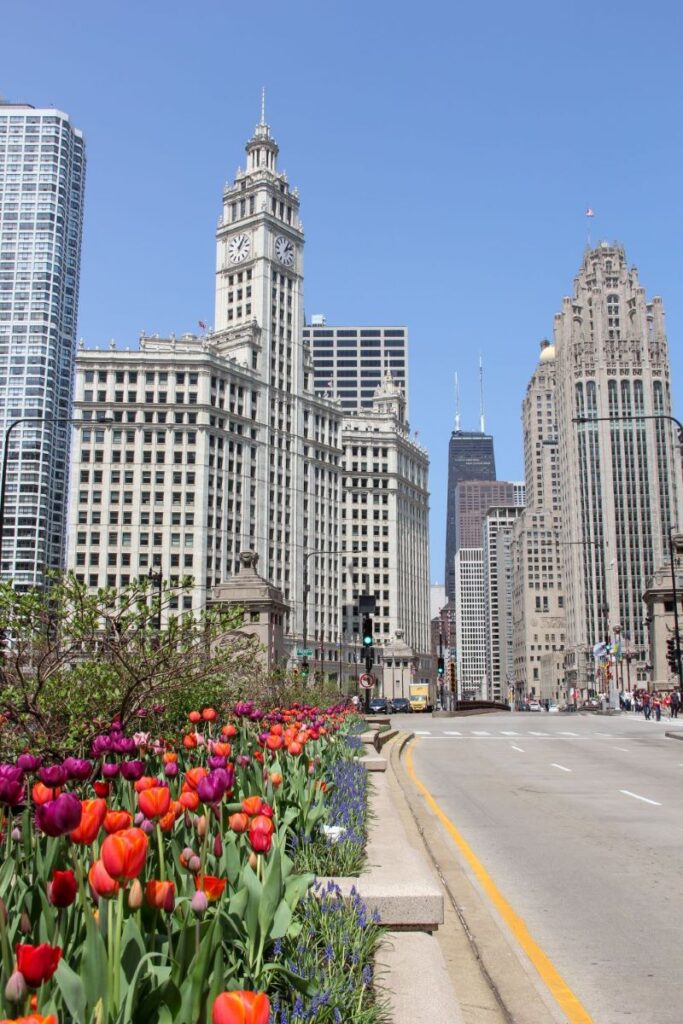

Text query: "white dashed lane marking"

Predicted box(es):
[500, 731, 519, 736]
[551, 763, 572, 772]
[444, 730, 461, 736]
[529, 731, 549, 736]
[413, 730, 431, 735]
[620, 790, 661, 807]
[472, 730, 490, 736]
[560, 731, 579, 736]
[511, 745, 525, 752]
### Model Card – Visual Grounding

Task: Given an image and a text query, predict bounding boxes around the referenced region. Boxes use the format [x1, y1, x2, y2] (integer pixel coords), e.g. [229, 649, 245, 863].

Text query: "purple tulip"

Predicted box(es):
[258, 731, 269, 746]
[134, 811, 144, 826]
[35, 792, 82, 837]
[223, 763, 235, 790]
[16, 753, 42, 773]
[197, 770, 227, 804]
[191, 890, 208, 915]
[102, 762, 120, 779]
[236, 754, 250, 768]
[141, 819, 154, 835]
[207, 755, 226, 770]
[164, 762, 179, 779]
[0, 765, 25, 807]
[63, 757, 93, 782]
[38, 764, 68, 788]
[120, 760, 145, 782]
[233, 701, 253, 717]
[213, 833, 223, 858]
[91, 735, 112, 756]
[152, 703, 166, 714]
[135, 708, 148, 718]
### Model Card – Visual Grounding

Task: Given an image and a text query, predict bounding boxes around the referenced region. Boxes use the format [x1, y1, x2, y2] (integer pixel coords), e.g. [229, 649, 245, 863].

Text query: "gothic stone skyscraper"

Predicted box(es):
[554, 243, 682, 691]
[0, 103, 85, 588]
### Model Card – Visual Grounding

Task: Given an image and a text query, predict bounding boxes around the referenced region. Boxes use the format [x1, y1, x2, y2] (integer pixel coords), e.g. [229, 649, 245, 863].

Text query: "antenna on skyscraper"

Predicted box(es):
[260, 87, 266, 126]
[454, 372, 461, 432]
[479, 356, 486, 433]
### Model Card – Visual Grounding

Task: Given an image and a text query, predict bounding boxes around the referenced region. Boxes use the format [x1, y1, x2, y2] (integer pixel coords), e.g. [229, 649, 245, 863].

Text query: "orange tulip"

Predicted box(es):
[221, 724, 237, 738]
[163, 751, 178, 764]
[269, 723, 283, 736]
[133, 776, 158, 793]
[212, 990, 270, 1024]
[31, 782, 56, 805]
[138, 786, 171, 820]
[88, 858, 120, 899]
[228, 812, 249, 833]
[144, 879, 175, 912]
[194, 874, 227, 901]
[158, 808, 178, 832]
[182, 733, 198, 749]
[202, 707, 217, 721]
[103, 810, 132, 834]
[269, 772, 283, 788]
[288, 741, 303, 756]
[179, 790, 200, 811]
[265, 735, 283, 751]
[241, 796, 263, 816]
[188, 711, 202, 723]
[250, 814, 274, 834]
[185, 766, 208, 791]
[212, 742, 232, 757]
[0, 1015, 59, 1024]
[70, 798, 107, 844]
[101, 827, 148, 880]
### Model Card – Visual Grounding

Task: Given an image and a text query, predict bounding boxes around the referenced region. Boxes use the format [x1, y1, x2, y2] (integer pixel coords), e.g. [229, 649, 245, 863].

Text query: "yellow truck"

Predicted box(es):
[409, 682, 432, 713]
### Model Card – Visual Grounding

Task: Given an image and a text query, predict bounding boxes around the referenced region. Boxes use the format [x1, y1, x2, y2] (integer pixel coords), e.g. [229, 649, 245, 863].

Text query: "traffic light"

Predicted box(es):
[301, 658, 309, 679]
[362, 616, 373, 647]
[667, 638, 678, 673]
[437, 657, 445, 677]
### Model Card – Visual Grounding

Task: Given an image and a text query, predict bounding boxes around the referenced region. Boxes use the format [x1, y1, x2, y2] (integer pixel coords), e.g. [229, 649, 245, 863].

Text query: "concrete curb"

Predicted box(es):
[665, 731, 683, 741]
[377, 932, 464, 1024]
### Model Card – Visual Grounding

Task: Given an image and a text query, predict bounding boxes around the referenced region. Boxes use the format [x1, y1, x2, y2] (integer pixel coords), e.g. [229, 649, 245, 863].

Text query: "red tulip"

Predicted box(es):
[14, 943, 61, 988]
[228, 812, 249, 833]
[179, 790, 200, 811]
[101, 827, 148, 880]
[70, 798, 107, 844]
[221, 724, 237, 738]
[0, 1014, 58, 1023]
[211, 990, 270, 1024]
[265, 735, 283, 750]
[184, 767, 208, 791]
[47, 869, 77, 908]
[250, 814, 274, 835]
[202, 707, 217, 721]
[93, 781, 110, 798]
[194, 874, 227, 901]
[188, 711, 202, 723]
[248, 826, 272, 854]
[144, 880, 175, 912]
[88, 859, 119, 899]
[138, 786, 170, 820]
[103, 810, 132, 834]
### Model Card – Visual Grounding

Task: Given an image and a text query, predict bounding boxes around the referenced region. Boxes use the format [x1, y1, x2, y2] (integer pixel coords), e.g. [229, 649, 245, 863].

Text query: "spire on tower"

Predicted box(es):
[260, 87, 266, 126]
[454, 372, 461, 432]
[479, 356, 486, 434]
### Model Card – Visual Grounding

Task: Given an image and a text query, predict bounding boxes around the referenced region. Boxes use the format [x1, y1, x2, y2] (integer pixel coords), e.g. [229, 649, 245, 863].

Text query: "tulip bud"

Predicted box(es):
[191, 890, 208, 915]
[182, 846, 194, 862]
[196, 814, 207, 838]
[164, 762, 178, 778]
[213, 834, 223, 858]
[188, 854, 201, 873]
[141, 819, 154, 835]
[248, 851, 258, 870]
[11, 827, 21, 842]
[128, 878, 143, 910]
[19, 911, 31, 934]
[4, 969, 27, 1003]
[134, 812, 144, 826]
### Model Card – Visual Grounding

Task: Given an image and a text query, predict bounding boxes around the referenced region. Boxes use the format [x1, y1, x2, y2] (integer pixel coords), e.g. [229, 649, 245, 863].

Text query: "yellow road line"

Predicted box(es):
[405, 739, 593, 1024]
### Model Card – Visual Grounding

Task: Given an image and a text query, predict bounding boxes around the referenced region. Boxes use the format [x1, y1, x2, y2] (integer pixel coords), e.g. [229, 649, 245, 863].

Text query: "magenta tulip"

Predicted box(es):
[35, 792, 82, 837]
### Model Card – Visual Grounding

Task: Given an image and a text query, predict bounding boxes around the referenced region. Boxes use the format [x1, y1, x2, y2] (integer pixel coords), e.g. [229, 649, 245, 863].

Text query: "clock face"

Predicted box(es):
[228, 233, 251, 263]
[274, 235, 295, 266]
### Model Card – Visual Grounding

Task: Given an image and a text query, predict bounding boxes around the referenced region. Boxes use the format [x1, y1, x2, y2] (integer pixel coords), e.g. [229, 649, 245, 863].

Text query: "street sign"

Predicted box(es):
[297, 648, 313, 657]
[359, 672, 375, 690]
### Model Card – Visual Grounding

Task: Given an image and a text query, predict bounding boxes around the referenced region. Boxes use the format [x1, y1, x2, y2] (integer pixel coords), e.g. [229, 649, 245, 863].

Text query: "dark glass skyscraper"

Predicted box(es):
[444, 431, 496, 604]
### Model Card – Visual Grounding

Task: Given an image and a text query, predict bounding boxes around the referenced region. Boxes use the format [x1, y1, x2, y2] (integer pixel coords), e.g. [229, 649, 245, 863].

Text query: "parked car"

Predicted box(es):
[527, 700, 542, 712]
[368, 697, 389, 714]
[390, 697, 411, 714]
[548, 703, 560, 713]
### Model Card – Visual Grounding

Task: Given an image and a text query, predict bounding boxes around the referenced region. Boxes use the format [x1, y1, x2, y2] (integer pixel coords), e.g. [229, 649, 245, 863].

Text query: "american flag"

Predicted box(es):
[198, 320, 207, 330]
[585, 208, 594, 218]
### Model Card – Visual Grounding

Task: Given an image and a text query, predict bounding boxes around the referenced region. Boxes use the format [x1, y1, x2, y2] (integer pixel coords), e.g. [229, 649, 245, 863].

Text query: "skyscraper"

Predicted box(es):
[444, 431, 496, 604]
[0, 102, 85, 588]
[303, 321, 408, 413]
[554, 242, 683, 691]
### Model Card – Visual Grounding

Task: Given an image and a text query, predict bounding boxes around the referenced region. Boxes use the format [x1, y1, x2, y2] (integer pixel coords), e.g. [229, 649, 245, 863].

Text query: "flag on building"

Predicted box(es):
[585, 208, 594, 217]
[198, 320, 207, 330]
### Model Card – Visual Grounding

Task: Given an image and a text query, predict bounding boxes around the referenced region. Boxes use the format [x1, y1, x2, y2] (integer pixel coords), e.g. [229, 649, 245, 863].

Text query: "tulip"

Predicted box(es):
[70, 798, 107, 844]
[164, 761, 179, 779]
[248, 826, 272, 855]
[0, 765, 25, 807]
[140, 819, 154, 835]
[207, 755, 226, 770]
[235, 754, 250, 768]
[241, 796, 263, 816]
[288, 741, 303, 756]
[101, 827, 148, 880]
[88, 859, 120, 899]
[213, 833, 223, 858]
[252, 751, 264, 764]
[188, 710, 202, 723]
[221, 724, 237, 738]
[0, 1014, 58, 1024]
[197, 771, 227, 804]
[127, 878, 143, 910]
[19, 912, 31, 935]
[11, 827, 21, 842]
[259, 803, 274, 819]
[38, 765, 67, 788]
[35, 792, 82, 837]
[15, 943, 62, 988]
[191, 890, 208, 915]
[16, 753, 41, 773]
[4, 969, 27, 1003]
[188, 854, 201, 873]
[250, 814, 274, 835]
[158, 809, 177, 832]
[103, 810, 132, 834]
[211, 990, 270, 1024]
[31, 782, 56, 805]
[179, 790, 199, 811]
[120, 760, 145, 782]
[202, 707, 217, 722]
[185, 767, 208, 791]
[212, 741, 232, 757]
[194, 874, 227, 901]
[47, 869, 77, 908]
[270, 772, 283, 788]
[182, 733, 198, 749]
[93, 781, 110, 798]
[63, 757, 93, 782]
[228, 812, 250, 833]
[133, 731, 150, 747]
[265, 735, 283, 751]
[102, 762, 119, 780]
[138, 786, 170, 820]
[111, 737, 137, 755]
[145, 879, 175, 912]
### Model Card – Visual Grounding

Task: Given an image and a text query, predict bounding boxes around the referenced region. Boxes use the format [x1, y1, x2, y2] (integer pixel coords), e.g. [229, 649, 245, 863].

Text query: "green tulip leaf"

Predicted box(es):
[269, 897, 291, 940]
[54, 957, 88, 1024]
[258, 847, 282, 939]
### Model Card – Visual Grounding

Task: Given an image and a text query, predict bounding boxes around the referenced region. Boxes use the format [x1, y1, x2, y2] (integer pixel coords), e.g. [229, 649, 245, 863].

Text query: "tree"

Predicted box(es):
[0, 573, 262, 758]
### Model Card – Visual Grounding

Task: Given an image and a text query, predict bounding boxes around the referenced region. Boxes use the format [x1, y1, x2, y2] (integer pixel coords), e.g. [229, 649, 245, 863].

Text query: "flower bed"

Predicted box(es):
[0, 702, 385, 1023]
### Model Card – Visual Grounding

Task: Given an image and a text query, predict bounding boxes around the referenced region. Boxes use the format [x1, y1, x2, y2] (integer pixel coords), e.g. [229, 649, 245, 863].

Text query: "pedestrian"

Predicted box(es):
[653, 694, 662, 722]
[671, 690, 681, 719]
[643, 693, 652, 720]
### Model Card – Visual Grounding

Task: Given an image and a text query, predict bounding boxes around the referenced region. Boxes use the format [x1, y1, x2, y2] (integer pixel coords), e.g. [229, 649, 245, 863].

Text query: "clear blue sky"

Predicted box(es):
[4, 0, 683, 581]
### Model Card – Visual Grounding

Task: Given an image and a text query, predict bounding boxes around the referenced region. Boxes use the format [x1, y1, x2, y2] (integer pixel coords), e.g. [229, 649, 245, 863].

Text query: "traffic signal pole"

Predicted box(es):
[668, 532, 683, 691]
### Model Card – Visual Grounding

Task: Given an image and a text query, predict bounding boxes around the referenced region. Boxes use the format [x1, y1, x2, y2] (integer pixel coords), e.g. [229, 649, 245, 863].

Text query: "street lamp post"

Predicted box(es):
[302, 548, 352, 676]
[147, 568, 163, 632]
[0, 415, 79, 581]
[668, 532, 683, 692]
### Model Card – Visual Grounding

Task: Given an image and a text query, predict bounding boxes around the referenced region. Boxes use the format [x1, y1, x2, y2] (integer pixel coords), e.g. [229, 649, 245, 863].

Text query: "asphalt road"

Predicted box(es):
[393, 710, 683, 1024]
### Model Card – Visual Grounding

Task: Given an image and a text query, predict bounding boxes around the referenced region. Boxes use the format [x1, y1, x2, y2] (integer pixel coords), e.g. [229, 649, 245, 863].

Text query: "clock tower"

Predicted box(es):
[212, 100, 341, 647]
